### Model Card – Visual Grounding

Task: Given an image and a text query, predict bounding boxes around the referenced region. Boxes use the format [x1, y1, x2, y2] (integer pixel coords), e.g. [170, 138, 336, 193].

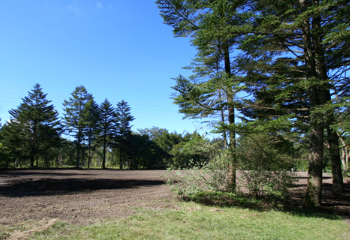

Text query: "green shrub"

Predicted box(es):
[165, 133, 296, 202]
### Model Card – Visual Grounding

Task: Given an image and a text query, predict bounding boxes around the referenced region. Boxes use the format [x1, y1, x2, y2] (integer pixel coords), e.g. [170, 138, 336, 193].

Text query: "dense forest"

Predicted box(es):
[0, 84, 222, 170]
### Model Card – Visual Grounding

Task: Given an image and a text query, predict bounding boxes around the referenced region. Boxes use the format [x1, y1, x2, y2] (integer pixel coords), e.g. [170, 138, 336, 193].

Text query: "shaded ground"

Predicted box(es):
[288, 172, 350, 225]
[0, 169, 349, 225]
[0, 169, 173, 225]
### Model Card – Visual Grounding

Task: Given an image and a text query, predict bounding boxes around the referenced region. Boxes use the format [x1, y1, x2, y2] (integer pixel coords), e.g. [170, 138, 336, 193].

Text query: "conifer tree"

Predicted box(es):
[157, 0, 248, 191]
[5, 83, 61, 167]
[84, 97, 100, 168]
[62, 86, 91, 168]
[157, 0, 349, 206]
[1, 122, 27, 166]
[115, 100, 135, 169]
[238, 0, 349, 205]
[98, 99, 115, 169]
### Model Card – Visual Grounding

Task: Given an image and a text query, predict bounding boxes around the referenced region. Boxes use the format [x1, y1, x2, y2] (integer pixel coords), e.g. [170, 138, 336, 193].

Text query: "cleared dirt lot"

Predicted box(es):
[0, 169, 349, 225]
[0, 169, 173, 225]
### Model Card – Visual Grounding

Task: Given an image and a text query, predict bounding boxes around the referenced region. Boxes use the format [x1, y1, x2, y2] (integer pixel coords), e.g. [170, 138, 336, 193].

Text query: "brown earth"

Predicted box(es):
[0, 169, 174, 225]
[0, 169, 349, 226]
[288, 172, 350, 225]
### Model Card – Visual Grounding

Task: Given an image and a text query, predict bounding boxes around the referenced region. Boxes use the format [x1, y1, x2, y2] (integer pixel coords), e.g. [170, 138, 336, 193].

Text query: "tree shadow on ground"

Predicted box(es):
[0, 169, 92, 177]
[184, 180, 350, 221]
[0, 178, 165, 197]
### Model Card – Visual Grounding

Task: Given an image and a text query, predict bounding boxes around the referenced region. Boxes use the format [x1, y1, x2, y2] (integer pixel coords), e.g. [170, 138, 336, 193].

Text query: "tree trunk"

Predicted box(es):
[87, 134, 92, 169]
[302, 0, 325, 207]
[327, 127, 344, 193]
[303, 38, 324, 207]
[119, 147, 123, 170]
[312, 0, 343, 193]
[30, 156, 34, 168]
[102, 134, 107, 169]
[223, 43, 236, 192]
[31, 124, 37, 168]
[87, 149, 91, 169]
[219, 89, 228, 149]
[76, 130, 81, 168]
[338, 134, 349, 171]
[304, 123, 324, 207]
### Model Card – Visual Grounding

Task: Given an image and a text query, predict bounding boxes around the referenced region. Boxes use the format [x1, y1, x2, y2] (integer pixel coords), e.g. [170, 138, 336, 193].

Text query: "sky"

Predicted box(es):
[0, 0, 216, 136]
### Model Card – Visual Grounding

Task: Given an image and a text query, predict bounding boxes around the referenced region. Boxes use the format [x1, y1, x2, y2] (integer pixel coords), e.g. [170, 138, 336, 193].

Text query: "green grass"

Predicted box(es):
[10, 201, 347, 240]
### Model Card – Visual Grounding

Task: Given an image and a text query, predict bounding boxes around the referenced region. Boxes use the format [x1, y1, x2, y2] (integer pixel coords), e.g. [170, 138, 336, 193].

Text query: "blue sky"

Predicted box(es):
[0, 0, 215, 135]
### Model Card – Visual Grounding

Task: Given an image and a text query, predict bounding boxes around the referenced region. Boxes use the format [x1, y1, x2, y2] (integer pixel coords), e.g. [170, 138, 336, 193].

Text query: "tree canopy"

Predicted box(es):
[157, 0, 350, 206]
[2, 83, 61, 167]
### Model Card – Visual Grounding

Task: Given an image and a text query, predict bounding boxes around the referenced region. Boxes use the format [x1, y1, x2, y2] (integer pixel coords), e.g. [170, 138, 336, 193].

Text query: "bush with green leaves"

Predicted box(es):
[165, 133, 296, 200]
[164, 153, 230, 197]
[236, 133, 296, 198]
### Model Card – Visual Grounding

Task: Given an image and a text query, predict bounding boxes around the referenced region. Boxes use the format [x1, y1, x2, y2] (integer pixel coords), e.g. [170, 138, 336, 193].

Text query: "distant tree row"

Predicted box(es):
[61, 85, 135, 169]
[0, 84, 217, 169]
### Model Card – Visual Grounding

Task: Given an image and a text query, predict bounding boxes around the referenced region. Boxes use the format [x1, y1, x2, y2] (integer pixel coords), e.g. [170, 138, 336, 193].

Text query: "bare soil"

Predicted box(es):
[0, 169, 349, 226]
[288, 172, 350, 224]
[0, 169, 174, 225]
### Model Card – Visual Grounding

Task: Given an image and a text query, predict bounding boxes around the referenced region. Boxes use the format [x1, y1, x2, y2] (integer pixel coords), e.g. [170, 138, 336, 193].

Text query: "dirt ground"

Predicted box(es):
[0, 169, 174, 225]
[0, 169, 349, 226]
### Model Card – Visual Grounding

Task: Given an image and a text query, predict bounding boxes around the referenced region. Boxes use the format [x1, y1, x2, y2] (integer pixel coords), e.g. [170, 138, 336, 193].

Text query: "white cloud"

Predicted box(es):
[96, 2, 103, 9]
[67, 2, 83, 15]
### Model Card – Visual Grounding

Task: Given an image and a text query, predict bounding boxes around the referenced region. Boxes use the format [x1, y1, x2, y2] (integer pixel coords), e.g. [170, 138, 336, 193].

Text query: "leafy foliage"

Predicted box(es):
[236, 133, 296, 197]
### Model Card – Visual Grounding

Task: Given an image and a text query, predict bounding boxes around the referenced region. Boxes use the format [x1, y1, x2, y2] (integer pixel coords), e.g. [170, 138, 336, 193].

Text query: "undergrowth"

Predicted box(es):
[186, 191, 287, 211]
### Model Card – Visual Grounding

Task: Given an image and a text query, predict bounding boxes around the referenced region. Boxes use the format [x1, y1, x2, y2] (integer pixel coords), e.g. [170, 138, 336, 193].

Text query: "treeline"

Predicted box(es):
[0, 84, 222, 169]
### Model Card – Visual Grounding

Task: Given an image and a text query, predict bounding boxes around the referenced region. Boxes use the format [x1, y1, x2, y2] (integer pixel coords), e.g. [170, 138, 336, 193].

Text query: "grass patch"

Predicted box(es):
[12, 201, 348, 240]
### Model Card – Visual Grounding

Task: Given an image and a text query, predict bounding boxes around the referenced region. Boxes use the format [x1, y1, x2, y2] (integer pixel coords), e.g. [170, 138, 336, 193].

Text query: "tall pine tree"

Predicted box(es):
[157, 0, 349, 206]
[238, 0, 349, 206]
[62, 86, 91, 168]
[5, 83, 61, 167]
[98, 99, 115, 169]
[115, 100, 135, 169]
[83, 96, 100, 168]
[157, 0, 249, 191]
